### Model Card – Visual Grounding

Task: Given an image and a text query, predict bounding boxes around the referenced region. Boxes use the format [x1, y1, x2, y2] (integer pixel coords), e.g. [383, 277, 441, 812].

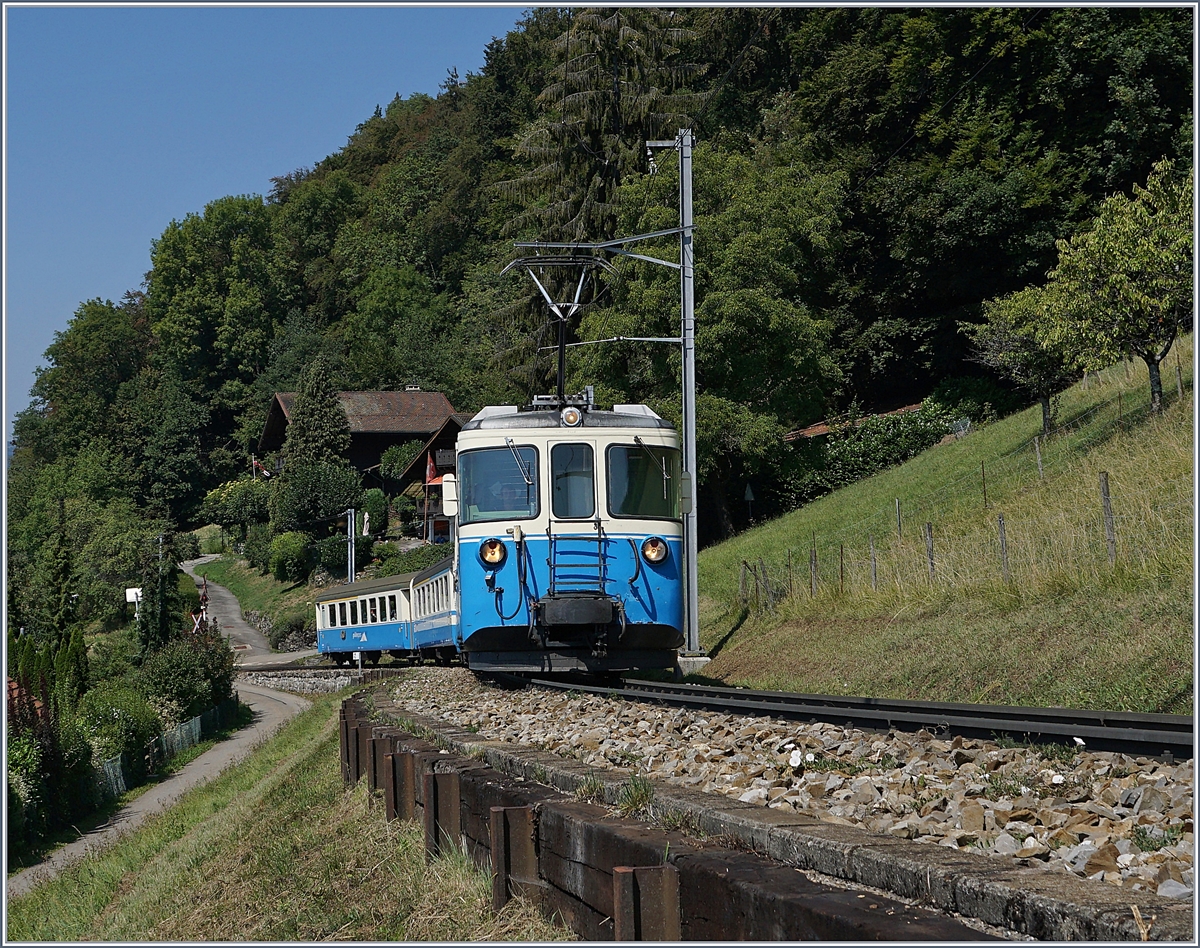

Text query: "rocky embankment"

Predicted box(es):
[391, 668, 1193, 900]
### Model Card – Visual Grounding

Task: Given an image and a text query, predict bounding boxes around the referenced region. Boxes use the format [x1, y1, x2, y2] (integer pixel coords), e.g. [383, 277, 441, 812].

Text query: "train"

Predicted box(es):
[314, 392, 689, 674]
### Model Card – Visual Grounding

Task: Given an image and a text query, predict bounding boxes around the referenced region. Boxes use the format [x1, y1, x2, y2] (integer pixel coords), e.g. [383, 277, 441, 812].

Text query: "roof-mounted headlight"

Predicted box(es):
[562, 406, 583, 427]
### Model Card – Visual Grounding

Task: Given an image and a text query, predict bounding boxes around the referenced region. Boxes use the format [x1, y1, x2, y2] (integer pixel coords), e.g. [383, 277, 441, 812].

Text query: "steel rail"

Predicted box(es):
[520, 676, 1193, 761]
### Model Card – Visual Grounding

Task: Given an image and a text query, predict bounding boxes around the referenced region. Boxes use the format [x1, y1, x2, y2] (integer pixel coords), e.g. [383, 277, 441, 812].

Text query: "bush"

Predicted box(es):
[175, 532, 201, 561]
[6, 730, 44, 853]
[243, 522, 272, 573]
[361, 488, 388, 535]
[266, 610, 313, 650]
[76, 682, 162, 781]
[928, 375, 1023, 425]
[392, 494, 421, 535]
[269, 531, 312, 583]
[315, 534, 374, 579]
[374, 542, 450, 577]
[380, 440, 424, 481]
[139, 639, 214, 724]
[268, 461, 362, 535]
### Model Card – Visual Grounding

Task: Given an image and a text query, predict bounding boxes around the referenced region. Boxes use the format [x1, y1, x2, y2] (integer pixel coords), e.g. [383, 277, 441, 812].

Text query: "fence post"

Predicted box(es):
[1100, 472, 1116, 565]
[757, 557, 774, 612]
[895, 499, 902, 540]
[787, 548, 793, 598]
[998, 514, 1010, 584]
[924, 522, 935, 583]
[1033, 436, 1043, 480]
[869, 533, 877, 591]
[809, 540, 817, 598]
[1176, 356, 1184, 402]
[839, 543, 844, 595]
[981, 461, 988, 509]
[1117, 391, 1123, 430]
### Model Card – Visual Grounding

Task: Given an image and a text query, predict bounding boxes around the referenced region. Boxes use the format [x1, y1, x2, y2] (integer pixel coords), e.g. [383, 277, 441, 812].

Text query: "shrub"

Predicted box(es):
[361, 488, 388, 535]
[315, 534, 373, 579]
[268, 461, 362, 535]
[380, 440, 424, 481]
[6, 730, 44, 853]
[392, 494, 421, 535]
[374, 542, 450, 577]
[139, 639, 215, 724]
[243, 522, 272, 572]
[76, 682, 162, 781]
[175, 531, 201, 561]
[928, 375, 1023, 425]
[269, 531, 312, 583]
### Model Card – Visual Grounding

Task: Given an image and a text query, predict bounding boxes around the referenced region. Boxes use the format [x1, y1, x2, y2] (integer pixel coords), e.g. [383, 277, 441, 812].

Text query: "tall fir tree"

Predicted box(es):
[282, 355, 351, 466]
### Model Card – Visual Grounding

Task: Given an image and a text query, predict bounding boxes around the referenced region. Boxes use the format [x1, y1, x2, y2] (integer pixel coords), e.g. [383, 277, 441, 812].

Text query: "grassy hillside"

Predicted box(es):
[696, 338, 1193, 714]
[5, 690, 568, 942]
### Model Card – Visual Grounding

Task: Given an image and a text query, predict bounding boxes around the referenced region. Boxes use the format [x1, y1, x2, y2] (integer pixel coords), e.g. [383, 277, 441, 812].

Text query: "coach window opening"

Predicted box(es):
[634, 436, 670, 501]
[607, 443, 682, 520]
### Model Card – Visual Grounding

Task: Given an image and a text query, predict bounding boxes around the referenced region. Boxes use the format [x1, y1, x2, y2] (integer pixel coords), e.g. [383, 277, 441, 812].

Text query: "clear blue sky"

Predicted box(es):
[4, 3, 527, 446]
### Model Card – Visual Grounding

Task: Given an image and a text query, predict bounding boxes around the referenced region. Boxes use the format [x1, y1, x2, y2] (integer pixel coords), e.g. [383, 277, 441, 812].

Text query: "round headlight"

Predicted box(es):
[641, 537, 668, 563]
[480, 538, 507, 565]
[562, 406, 582, 426]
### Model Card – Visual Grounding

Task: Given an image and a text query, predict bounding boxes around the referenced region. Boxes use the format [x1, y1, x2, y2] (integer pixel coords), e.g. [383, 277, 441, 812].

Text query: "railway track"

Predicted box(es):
[514, 675, 1194, 762]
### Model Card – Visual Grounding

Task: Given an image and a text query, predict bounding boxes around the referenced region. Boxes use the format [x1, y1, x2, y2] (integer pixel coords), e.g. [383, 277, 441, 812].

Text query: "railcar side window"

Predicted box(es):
[551, 443, 595, 518]
[607, 444, 682, 520]
[327, 605, 337, 627]
[458, 446, 539, 524]
[339, 602, 347, 625]
[369, 598, 378, 623]
[350, 601, 358, 624]
[388, 595, 397, 620]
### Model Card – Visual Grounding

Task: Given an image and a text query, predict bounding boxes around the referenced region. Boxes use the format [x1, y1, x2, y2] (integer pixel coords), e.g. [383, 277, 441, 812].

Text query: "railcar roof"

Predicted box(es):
[314, 570, 418, 603]
[461, 409, 673, 431]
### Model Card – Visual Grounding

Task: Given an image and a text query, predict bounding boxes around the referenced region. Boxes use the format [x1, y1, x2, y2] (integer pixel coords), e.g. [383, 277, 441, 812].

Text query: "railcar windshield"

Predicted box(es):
[551, 443, 595, 519]
[607, 444, 682, 520]
[458, 445, 539, 524]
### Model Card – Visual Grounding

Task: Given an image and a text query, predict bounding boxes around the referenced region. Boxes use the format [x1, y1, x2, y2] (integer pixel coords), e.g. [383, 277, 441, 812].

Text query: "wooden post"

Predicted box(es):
[981, 461, 988, 509]
[895, 499, 902, 540]
[924, 522, 935, 583]
[869, 533, 877, 591]
[1117, 391, 1123, 430]
[809, 540, 817, 597]
[1176, 356, 1184, 401]
[786, 548, 793, 598]
[738, 561, 748, 605]
[490, 806, 537, 914]
[998, 514, 1010, 584]
[1033, 436, 1043, 480]
[839, 543, 844, 595]
[758, 557, 774, 611]
[613, 865, 681, 941]
[1100, 472, 1116, 565]
[1083, 370, 1089, 390]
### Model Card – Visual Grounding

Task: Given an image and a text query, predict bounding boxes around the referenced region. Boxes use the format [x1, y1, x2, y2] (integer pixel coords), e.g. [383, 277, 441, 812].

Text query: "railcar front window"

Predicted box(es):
[607, 444, 682, 520]
[551, 443, 595, 518]
[458, 446, 539, 524]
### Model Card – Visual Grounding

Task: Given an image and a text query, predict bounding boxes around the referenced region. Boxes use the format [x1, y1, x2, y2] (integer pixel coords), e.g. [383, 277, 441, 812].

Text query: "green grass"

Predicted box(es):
[697, 338, 1193, 714]
[5, 689, 569, 942]
[193, 555, 314, 633]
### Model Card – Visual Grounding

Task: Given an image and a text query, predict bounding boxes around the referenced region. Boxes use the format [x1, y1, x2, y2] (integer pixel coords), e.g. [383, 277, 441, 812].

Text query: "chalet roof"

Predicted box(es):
[259, 389, 456, 453]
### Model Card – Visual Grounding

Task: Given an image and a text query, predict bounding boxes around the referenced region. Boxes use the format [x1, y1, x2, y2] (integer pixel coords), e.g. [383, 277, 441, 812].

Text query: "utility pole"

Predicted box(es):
[346, 508, 356, 583]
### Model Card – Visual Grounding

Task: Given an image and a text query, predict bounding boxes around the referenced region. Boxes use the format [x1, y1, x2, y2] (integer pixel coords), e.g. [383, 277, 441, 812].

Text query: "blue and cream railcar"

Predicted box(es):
[314, 560, 458, 665]
[442, 400, 688, 673]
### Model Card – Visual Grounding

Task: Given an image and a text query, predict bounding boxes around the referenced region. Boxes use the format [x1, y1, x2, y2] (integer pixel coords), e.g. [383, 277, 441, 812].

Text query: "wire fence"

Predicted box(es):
[94, 694, 242, 801]
[737, 374, 1192, 612]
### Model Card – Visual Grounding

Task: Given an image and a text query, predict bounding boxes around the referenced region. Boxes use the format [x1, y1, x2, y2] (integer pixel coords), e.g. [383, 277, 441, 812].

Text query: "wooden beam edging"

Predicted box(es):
[358, 690, 1193, 943]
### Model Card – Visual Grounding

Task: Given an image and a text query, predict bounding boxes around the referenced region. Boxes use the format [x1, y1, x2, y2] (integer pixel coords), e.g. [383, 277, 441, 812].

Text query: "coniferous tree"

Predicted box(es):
[282, 355, 351, 466]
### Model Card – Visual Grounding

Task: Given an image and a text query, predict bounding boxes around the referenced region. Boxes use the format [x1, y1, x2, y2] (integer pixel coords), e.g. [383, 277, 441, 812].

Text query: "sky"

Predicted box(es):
[3, 2, 528, 447]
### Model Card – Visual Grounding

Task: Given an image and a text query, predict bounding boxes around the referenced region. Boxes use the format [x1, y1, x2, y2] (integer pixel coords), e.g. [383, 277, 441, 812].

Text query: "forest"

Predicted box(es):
[5, 10, 1193, 845]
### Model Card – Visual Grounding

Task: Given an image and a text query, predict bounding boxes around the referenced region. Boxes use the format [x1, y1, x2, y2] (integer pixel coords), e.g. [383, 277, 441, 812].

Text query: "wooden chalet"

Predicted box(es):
[258, 388, 456, 476]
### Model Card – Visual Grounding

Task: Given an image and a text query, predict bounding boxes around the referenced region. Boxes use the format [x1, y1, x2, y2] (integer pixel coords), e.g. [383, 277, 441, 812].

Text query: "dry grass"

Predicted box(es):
[697, 338, 1193, 714]
[7, 692, 572, 942]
